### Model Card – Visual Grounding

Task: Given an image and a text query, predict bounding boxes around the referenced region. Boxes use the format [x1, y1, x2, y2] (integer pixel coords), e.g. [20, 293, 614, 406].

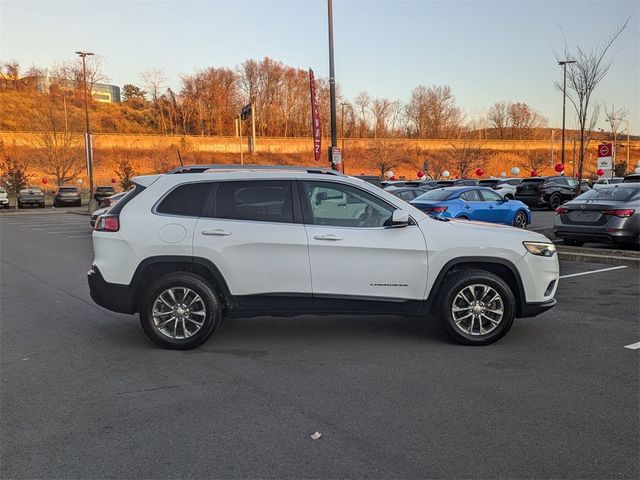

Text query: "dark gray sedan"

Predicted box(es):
[553, 185, 640, 246]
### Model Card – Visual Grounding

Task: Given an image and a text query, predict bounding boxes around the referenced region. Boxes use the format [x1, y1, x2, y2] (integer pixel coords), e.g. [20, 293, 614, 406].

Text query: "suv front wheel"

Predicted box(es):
[437, 269, 516, 345]
[139, 272, 222, 350]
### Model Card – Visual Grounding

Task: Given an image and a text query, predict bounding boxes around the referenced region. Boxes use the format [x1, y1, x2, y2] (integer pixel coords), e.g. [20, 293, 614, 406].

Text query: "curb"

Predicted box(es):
[557, 249, 640, 268]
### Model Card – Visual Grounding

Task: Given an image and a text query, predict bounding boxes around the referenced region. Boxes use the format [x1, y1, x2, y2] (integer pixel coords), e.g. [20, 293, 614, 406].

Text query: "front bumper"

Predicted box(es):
[88, 265, 136, 314]
[519, 298, 557, 318]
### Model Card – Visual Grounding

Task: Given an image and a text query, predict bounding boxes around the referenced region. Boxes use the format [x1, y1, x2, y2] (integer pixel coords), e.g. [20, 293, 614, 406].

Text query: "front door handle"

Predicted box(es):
[314, 233, 343, 241]
[201, 229, 231, 236]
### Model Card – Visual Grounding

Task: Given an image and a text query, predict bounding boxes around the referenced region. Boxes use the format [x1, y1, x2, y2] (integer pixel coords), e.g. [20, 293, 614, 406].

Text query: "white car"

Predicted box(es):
[88, 166, 559, 349]
[0, 187, 8, 208]
[478, 178, 522, 200]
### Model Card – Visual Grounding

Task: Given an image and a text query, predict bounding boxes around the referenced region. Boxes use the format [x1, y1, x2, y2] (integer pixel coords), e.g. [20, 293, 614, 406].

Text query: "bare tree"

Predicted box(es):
[141, 69, 168, 133]
[31, 97, 84, 186]
[365, 137, 405, 177]
[405, 85, 462, 139]
[354, 91, 371, 137]
[487, 101, 510, 139]
[554, 18, 629, 190]
[522, 149, 549, 174]
[446, 129, 485, 177]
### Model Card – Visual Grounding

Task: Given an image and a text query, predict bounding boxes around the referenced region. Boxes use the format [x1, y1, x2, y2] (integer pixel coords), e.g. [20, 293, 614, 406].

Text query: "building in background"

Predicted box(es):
[19, 76, 121, 103]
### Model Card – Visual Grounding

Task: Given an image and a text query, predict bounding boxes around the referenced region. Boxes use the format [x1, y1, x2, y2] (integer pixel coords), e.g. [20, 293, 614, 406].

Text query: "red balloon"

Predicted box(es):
[360, 172, 366, 175]
[417, 170, 425, 178]
[530, 171, 538, 177]
[41, 178, 48, 184]
[475, 168, 484, 177]
[554, 163, 564, 173]
[390, 176, 397, 181]
[596, 169, 605, 176]
[111, 178, 117, 184]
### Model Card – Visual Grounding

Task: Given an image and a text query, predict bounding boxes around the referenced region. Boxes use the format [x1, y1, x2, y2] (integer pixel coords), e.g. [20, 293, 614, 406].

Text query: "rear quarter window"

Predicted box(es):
[155, 182, 212, 217]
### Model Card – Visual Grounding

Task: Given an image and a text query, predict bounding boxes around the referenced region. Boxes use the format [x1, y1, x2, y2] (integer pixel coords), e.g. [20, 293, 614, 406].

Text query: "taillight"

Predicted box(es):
[555, 207, 569, 215]
[431, 206, 448, 213]
[94, 214, 120, 231]
[602, 209, 635, 218]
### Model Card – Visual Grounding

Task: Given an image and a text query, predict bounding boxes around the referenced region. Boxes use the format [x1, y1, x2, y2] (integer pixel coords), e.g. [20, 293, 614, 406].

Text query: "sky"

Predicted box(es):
[1, 0, 638, 133]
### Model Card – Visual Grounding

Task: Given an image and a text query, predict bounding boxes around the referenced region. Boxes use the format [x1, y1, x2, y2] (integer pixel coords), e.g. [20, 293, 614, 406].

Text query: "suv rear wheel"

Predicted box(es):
[437, 269, 515, 345]
[139, 272, 222, 350]
[549, 193, 562, 210]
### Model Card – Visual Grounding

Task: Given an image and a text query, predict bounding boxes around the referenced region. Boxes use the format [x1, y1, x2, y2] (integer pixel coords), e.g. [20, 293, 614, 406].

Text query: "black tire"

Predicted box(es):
[564, 239, 584, 247]
[457, 215, 469, 220]
[437, 269, 516, 346]
[39, 203, 45, 208]
[513, 210, 528, 228]
[139, 272, 222, 350]
[549, 194, 562, 210]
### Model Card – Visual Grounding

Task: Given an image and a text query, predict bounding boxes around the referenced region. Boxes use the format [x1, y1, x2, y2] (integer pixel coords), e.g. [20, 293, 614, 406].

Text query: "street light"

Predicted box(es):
[340, 102, 350, 172]
[558, 59, 576, 166]
[75, 50, 95, 211]
[327, 0, 338, 170]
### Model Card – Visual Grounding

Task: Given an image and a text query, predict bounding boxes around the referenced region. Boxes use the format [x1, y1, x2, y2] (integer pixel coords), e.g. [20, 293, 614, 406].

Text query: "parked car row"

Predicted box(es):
[0, 185, 120, 209]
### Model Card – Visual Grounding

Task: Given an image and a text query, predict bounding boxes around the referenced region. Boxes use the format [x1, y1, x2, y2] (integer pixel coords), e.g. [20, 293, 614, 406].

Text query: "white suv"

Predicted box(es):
[88, 166, 559, 349]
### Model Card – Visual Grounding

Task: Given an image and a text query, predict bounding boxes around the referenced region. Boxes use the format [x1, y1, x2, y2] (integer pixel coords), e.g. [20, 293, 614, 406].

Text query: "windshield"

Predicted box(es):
[413, 189, 455, 201]
[576, 187, 639, 201]
[59, 187, 77, 192]
[20, 188, 42, 193]
[478, 180, 499, 186]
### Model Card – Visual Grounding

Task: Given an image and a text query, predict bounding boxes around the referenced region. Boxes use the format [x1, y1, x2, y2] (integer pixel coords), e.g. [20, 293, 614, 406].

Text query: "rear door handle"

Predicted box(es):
[201, 229, 231, 236]
[314, 233, 343, 241]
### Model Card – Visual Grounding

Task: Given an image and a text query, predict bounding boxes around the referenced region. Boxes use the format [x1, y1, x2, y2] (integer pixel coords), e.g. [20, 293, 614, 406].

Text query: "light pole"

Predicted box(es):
[558, 59, 576, 166]
[340, 102, 349, 172]
[76, 50, 95, 211]
[327, 0, 338, 170]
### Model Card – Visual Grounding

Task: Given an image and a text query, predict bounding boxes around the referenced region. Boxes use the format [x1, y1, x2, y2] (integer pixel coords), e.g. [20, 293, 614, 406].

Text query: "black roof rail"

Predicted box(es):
[167, 164, 343, 175]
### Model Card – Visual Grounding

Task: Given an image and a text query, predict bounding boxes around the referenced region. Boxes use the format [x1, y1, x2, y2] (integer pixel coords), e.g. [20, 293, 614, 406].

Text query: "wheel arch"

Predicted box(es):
[424, 257, 526, 317]
[130, 256, 234, 313]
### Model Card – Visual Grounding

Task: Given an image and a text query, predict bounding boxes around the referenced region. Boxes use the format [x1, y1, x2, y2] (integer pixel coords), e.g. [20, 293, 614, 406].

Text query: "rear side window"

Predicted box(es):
[212, 181, 294, 223]
[156, 182, 211, 217]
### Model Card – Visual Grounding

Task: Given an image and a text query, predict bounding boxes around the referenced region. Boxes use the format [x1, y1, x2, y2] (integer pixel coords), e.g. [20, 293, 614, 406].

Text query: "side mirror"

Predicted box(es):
[389, 209, 410, 228]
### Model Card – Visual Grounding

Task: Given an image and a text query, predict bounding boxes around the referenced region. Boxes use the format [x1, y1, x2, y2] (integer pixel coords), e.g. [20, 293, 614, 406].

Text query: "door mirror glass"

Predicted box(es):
[390, 209, 409, 227]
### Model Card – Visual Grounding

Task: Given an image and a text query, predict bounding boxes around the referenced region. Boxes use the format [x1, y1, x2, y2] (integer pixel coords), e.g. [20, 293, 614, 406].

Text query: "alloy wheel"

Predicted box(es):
[451, 284, 504, 336]
[152, 287, 207, 339]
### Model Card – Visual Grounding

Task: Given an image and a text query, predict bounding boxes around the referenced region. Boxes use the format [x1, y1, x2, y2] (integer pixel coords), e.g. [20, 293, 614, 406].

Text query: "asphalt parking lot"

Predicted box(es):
[1, 211, 638, 479]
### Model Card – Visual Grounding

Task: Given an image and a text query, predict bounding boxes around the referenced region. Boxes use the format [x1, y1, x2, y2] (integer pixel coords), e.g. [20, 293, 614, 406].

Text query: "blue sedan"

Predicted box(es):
[411, 186, 531, 228]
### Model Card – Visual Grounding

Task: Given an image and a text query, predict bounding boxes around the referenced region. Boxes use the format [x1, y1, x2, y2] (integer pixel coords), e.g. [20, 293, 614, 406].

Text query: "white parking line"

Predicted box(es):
[559, 266, 628, 279]
[624, 342, 640, 350]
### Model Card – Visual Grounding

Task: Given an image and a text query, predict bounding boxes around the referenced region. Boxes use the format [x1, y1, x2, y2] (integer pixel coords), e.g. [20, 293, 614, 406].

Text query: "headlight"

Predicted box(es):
[523, 241, 556, 257]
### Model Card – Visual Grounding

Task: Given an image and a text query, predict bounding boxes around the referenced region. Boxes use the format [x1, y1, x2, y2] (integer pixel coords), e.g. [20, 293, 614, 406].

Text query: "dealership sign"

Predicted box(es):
[597, 143, 612, 170]
[309, 69, 322, 162]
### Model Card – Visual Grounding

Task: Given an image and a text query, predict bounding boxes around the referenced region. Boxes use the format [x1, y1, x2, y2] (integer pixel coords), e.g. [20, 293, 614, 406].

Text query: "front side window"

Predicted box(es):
[213, 180, 294, 223]
[302, 181, 395, 228]
[156, 182, 211, 217]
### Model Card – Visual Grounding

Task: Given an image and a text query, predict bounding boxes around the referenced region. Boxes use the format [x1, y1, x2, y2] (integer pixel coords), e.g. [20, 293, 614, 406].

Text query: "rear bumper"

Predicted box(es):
[88, 265, 136, 314]
[516, 195, 548, 207]
[55, 197, 81, 204]
[519, 298, 557, 318]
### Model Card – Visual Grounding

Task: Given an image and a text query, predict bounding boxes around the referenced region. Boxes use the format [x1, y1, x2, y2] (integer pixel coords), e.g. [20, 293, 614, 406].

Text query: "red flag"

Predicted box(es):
[309, 69, 321, 162]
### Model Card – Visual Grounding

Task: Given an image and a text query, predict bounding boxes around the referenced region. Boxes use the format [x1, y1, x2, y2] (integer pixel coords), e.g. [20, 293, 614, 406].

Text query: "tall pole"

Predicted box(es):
[250, 98, 256, 155]
[340, 102, 348, 173]
[76, 51, 95, 210]
[626, 121, 630, 170]
[327, 0, 338, 170]
[558, 60, 576, 166]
